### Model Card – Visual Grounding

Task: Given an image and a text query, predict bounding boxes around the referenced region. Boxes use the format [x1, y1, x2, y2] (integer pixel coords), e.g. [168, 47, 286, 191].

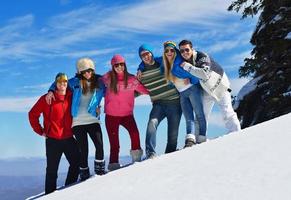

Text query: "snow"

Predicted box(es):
[33, 113, 291, 200]
[285, 32, 291, 39]
[233, 76, 262, 109]
[270, 14, 282, 24]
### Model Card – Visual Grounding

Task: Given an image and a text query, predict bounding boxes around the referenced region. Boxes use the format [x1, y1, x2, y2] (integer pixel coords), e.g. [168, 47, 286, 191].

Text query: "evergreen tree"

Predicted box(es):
[228, 0, 291, 128]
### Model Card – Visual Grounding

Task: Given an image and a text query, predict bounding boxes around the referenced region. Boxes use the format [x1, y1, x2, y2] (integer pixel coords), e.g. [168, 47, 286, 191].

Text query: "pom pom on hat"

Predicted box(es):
[76, 57, 95, 74]
[163, 41, 177, 49]
[111, 54, 125, 66]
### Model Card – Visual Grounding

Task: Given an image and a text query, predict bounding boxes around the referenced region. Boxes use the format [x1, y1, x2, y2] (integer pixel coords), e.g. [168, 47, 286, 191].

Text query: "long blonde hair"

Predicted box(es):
[163, 50, 177, 83]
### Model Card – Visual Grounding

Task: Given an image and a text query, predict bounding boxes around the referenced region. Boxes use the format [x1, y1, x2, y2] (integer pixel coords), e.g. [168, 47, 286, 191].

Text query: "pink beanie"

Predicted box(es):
[111, 54, 125, 66]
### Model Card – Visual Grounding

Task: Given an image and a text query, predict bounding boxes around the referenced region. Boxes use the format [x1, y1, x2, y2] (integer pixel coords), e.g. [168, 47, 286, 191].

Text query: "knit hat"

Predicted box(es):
[138, 44, 154, 59]
[111, 54, 125, 66]
[55, 73, 68, 83]
[163, 41, 177, 49]
[76, 57, 95, 74]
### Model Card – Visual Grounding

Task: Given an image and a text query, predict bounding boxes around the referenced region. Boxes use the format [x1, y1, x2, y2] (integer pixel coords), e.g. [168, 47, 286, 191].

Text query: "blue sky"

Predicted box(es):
[0, 0, 256, 159]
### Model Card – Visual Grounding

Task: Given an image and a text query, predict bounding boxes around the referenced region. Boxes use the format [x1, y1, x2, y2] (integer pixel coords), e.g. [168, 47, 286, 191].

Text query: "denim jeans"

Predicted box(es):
[180, 84, 206, 137]
[145, 102, 182, 157]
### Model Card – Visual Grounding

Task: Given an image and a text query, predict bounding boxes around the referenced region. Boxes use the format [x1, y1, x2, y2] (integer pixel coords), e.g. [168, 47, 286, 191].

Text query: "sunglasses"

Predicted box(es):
[180, 48, 191, 54]
[114, 63, 125, 68]
[164, 48, 175, 54]
[140, 51, 151, 58]
[81, 68, 93, 75]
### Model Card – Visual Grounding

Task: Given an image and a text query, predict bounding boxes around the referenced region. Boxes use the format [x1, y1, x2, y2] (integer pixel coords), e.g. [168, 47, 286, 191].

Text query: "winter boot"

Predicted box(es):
[184, 134, 196, 148]
[108, 163, 121, 171]
[79, 167, 90, 181]
[94, 160, 105, 175]
[197, 135, 207, 144]
[146, 153, 157, 160]
[130, 149, 143, 163]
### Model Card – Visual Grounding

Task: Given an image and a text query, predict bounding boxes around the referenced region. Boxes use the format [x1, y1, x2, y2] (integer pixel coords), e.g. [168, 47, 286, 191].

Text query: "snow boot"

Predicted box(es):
[79, 167, 90, 181]
[146, 153, 157, 160]
[184, 134, 196, 148]
[130, 149, 143, 163]
[108, 163, 121, 171]
[197, 135, 207, 144]
[94, 160, 105, 175]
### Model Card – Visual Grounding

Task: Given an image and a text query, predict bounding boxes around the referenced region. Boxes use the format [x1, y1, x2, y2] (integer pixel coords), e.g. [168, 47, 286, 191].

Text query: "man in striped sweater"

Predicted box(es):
[137, 44, 182, 159]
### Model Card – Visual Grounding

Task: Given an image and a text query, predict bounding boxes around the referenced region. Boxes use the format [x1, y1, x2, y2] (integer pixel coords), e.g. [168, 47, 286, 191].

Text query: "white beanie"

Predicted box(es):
[76, 58, 95, 73]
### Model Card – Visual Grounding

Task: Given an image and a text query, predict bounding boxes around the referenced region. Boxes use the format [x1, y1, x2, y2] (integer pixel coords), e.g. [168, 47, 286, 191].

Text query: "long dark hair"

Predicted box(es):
[109, 63, 131, 94]
[76, 72, 100, 94]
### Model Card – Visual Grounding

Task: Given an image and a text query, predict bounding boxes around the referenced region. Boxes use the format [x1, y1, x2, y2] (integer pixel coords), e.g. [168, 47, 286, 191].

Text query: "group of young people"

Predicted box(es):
[28, 39, 241, 194]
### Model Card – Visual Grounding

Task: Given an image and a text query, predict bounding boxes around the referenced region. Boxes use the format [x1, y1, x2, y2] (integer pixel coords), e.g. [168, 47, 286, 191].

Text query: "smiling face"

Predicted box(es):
[81, 69, 93, 80]
[164, 47, 175, 61]
[56, 81, 67, 94]
[140, 51, 154, 65]
[179, 44, 193, 61]
[113, 62, 125, 74]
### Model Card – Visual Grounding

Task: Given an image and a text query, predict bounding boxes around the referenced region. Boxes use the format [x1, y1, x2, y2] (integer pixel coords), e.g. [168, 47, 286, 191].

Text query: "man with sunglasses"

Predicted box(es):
[137, 44, 182, 159]
[178, 39, 241, 135]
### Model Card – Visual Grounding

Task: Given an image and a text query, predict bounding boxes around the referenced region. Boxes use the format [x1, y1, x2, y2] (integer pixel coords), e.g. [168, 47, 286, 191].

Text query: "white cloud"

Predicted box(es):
[22, 83, 51, 90]
[0, 97, 38, 112]
[0, 0, 242, 62]
[62, 48, 120, 58]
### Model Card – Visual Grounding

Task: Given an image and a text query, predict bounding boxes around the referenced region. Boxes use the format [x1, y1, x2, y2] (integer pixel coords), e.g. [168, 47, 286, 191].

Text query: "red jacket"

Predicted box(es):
[28, 90, 73, 140]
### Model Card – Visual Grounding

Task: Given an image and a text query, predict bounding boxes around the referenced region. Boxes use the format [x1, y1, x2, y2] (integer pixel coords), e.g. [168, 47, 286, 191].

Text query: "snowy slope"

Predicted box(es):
[37, 113, 291, 200]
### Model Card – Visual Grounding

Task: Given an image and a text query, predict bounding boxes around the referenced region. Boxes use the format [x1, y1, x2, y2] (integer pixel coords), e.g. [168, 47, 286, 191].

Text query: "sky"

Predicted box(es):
[32, 113, 291, 200]
[0, 0, 257, 159]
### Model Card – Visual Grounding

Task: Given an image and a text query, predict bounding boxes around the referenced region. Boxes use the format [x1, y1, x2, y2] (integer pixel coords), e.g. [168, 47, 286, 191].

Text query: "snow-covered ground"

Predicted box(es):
[35, 113, 291, 200]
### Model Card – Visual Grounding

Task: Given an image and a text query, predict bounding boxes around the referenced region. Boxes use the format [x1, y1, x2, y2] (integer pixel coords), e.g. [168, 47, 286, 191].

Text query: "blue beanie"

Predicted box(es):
[138, 44, 154, 59]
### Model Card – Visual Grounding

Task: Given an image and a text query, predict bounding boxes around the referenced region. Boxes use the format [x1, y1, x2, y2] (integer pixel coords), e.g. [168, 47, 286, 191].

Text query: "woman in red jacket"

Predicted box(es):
[28, 73, 80, 195]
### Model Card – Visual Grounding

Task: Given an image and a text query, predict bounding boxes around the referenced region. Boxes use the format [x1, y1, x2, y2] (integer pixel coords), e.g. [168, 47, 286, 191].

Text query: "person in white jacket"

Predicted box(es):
[178, 39, 241, 135]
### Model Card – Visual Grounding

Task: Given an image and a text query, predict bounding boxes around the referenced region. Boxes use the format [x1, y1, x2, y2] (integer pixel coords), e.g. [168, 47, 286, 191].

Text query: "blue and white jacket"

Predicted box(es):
[138, 49, 199, 85]
[49, 74, 105, 118]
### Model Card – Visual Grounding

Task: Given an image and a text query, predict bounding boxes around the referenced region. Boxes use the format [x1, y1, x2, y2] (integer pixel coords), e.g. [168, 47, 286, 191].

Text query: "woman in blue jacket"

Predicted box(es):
[162, 41, 207, 146]
[46, 58, 105, 180]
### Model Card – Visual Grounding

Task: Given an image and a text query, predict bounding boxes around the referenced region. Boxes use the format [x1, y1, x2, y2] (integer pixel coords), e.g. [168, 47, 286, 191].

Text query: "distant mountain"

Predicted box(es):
[0, 156, 132, 200]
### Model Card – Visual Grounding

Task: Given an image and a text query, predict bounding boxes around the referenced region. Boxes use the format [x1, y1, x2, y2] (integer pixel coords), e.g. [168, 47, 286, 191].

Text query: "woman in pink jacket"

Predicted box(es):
[102, 54, 149, 171]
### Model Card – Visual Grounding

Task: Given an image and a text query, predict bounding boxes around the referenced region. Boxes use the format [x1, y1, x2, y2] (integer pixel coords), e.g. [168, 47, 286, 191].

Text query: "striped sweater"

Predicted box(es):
[140, 62, 180, 104]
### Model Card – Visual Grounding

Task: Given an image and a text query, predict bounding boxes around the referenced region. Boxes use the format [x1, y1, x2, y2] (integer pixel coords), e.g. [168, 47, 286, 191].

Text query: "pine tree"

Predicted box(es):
[228, 0, 291, 128]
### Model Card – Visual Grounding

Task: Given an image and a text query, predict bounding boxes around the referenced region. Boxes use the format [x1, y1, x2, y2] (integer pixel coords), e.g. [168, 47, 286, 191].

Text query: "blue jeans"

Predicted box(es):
[145, 102, 182, 157]
[180, 84, 206, 137]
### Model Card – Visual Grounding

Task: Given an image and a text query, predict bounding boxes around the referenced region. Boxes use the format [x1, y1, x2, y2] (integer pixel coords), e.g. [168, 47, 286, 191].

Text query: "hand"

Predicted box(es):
[184, 78, 190, 85]
[96, 106, 101, 116]
[45, 91, 55, 105]
[136, 70, 142, 80]
[41, 128, 47, 138]
[180, 62, 186, 67]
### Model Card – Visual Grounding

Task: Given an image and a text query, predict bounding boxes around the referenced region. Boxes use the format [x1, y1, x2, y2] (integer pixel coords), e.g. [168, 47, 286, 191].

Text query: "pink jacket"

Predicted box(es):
[102, 72, 149, 116]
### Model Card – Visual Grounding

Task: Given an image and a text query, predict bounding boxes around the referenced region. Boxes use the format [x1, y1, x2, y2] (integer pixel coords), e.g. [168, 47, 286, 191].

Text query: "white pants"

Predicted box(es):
[195, 91, 241, 136]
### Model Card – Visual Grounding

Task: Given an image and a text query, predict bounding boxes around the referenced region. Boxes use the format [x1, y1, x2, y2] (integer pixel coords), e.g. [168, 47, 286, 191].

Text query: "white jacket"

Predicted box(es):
[182, 51, 231, 101]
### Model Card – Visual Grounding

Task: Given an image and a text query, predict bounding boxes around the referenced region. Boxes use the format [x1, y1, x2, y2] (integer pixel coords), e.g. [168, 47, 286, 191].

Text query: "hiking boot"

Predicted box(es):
[79, 167, 90, 181]
[184, 134, 196, 148]
[107, 163, 121, 171]
[94, 160, 105, 175]
[146, 153, 157, 159]
[130, 149, 143, 163]
[197, 135, 207, 144]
